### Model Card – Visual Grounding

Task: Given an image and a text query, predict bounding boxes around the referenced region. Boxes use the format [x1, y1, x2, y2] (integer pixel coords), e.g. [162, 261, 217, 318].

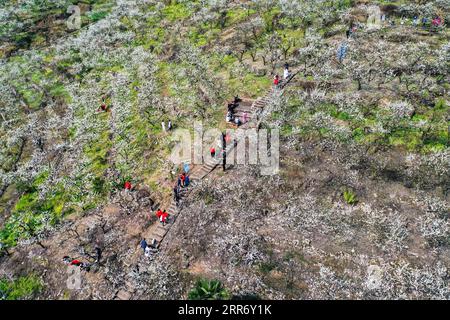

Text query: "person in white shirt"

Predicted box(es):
[283, 67, 290, 80]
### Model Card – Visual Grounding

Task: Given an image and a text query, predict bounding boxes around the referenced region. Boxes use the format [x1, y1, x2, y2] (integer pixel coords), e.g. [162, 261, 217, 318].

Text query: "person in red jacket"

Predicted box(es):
[98, 96, 108, 112]
[160, 210, 169, 226]
[70, 259, 82, 266]
[124, 181, 132, 190]
[210, 147, 216, 158]
[273, 74, 279, 87]
[180, 173, 186, 187]
[156, 209, 163, 219]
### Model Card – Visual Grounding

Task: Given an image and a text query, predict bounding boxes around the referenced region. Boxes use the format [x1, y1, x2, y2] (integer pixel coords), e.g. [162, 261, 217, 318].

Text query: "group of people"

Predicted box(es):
[173, 168, 190, 206]
[396, 15, 444, 28]
[161, 120, 173, 132]
[140, 238, 158, 257]
[226, 96, 247, 126]
[155, 208, 169, 226]
[62, 245, 102, 271]
[63, 256, 91, 271]
[273, 64, 291, 89]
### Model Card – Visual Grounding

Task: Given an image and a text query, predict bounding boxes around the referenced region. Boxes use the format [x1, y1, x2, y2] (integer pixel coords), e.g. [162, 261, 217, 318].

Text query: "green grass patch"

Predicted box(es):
[0, 275, 43, 300]
[162, 2, 192, 22]
[228, 73, 271, 98]
[343, 188, 358, 205]
[188, 279, 230, 300]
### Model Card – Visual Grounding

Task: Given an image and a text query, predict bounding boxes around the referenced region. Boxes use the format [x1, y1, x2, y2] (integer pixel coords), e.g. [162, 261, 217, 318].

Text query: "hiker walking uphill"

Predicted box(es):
[173, 183, 180, 206]
[140, 239, 148, 252]
[243, 112, 249, 124]
[156, 209, 163, 219]
[98, 95, 109, 112]
[160, 210, 169, 226]
[63, 256, 90, 271]
[95, 247, 102, 263]
[180, 173, 186, 187]
[221, 131, 227, 171]
[222, 149, 226, 172]
[273, 74, 280, 88]
[226, 96, 242, 124]
[154, 209, 169, 226]
[283, 64, 290, 80]
[124, 181, 132, 191]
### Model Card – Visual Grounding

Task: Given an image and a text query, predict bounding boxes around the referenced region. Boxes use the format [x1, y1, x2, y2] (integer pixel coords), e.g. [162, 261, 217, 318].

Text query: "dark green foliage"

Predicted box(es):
[343, 189, 358, 205]
[188, 279, 230, 300]
[0, 275, 43, 300]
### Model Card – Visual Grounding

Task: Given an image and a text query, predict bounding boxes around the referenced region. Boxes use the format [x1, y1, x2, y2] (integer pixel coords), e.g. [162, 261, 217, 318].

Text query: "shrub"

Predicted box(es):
[0, 275, 43, 300]
[343, 189, 358, 205]
[188, 279, 230, 300]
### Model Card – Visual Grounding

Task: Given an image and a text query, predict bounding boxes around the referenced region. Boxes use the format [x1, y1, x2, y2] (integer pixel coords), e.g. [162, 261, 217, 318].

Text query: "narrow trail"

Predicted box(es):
[114, 71, 299, 300]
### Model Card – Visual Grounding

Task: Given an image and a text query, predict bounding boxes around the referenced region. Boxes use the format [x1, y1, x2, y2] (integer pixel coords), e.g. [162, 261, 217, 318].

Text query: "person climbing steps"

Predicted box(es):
[95, 247, 102, 264]
[273, 74, 280, 88]
[160, 210, 169, 226]
[140, 238, 148, 252]
[180, 173, 186, 187]
[173, 183, 180, 207]
[156, 209, 163, 220]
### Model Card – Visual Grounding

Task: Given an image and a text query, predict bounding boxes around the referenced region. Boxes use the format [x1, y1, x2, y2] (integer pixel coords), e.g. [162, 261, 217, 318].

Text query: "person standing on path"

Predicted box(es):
[184, 174, 190, 187]
[183, 163, 190, 174]
[156, 209, 163, 219]
[210, 147, 216, 158]
[283, 66, 290, 80]
[160, 210, 169, 226]
[222, 149, 226, 172]
[95, 247, 102, 264]
[243, 112, 249, 124]
[273, 74, 280, 88]
[140, 239, 148, 252]
[173, 184, 180, 206]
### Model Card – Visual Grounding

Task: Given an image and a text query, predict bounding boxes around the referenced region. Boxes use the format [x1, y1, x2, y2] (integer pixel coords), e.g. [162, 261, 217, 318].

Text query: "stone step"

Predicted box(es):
[204, 163, 217, 169]
[204, 158, 220, 165]
[116, 290, 131, 300]
[150, 232, 165, 241]
[233, 106, 254, 113]
[156, 223, 170, 232]
[151, 234, 163, 243]
[153, 228, 167, 238]
[203, 165, 217, 171]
